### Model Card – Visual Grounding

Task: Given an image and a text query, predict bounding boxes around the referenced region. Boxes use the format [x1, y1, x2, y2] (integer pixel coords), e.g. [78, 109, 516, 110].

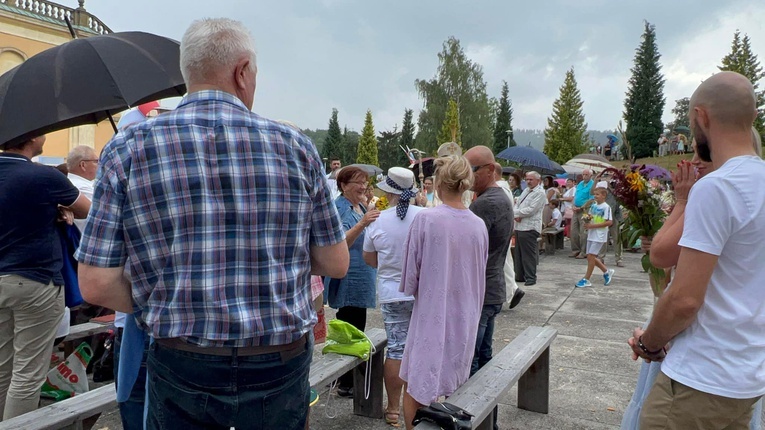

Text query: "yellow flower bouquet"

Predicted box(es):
[375, 196, 389, 211]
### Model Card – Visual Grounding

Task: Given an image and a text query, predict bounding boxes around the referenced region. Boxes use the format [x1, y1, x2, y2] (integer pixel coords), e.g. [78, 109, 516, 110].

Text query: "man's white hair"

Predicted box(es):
[180, 18, 256, 84]
[66, 145, 96, 171]
[527, 171, 541, 180]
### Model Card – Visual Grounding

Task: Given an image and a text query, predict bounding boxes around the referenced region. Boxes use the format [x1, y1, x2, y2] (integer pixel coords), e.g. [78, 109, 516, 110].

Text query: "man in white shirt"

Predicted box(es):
[326, 157, 342, 201]
[494, 163, 523, 309]
[66, 145, 98, 233]
[632, 71, 765, 428]
[513, 171, 546, 286]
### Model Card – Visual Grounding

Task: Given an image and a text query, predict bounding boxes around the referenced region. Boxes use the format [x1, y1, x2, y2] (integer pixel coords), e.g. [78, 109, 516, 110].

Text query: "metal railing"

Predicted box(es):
[0, 0, 111, 34]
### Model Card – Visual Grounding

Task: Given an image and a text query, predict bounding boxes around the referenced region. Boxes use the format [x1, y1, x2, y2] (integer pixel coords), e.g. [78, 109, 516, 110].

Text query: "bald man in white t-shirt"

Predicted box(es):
[632, 71, 765, 429]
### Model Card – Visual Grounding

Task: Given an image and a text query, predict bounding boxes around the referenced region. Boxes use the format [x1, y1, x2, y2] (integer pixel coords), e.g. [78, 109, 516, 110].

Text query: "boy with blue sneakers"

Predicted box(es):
[576, 187, 615, 287]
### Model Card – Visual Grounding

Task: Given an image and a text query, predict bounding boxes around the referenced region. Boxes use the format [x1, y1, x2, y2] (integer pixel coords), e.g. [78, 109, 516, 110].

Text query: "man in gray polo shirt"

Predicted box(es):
[464, 146, 514, 377]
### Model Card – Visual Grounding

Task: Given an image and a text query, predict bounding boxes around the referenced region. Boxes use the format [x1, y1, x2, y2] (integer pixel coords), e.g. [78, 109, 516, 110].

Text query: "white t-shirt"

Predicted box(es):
[363, 205, 424, 303]
[661, 156, 765, 399]
[561, 187, 575, 213]
[327, 173, 341, 201]
[67, 173, 94, 233]
[551, 208, 562, 229]
[586, 202, 611, 243]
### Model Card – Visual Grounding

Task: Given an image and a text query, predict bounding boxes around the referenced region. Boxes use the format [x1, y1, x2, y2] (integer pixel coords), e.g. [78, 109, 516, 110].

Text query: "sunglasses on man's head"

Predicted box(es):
[472, 163, 491, 173]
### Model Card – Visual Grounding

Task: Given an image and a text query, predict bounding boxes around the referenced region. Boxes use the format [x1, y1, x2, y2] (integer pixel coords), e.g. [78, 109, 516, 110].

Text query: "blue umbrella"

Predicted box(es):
[606, 134, 619, 143]
[496, 145, 565, 175]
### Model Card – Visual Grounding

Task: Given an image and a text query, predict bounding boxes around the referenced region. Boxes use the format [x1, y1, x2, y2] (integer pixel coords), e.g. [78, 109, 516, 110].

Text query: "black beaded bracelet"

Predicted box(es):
[638, 335, 663, 355]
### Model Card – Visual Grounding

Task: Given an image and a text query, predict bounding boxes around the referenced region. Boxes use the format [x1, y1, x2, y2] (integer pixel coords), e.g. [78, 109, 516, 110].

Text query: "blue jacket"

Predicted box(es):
[325, 196, 377, 309]
[58, 223, 83, 308]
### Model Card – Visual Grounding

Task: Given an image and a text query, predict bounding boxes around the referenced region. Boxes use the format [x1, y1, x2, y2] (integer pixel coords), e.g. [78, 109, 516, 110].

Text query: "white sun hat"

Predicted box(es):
[377, 167, 417, 195]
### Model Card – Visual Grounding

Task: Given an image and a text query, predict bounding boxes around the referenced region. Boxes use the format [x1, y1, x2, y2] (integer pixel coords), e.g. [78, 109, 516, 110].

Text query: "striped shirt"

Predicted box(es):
[75, 90, 345, 347]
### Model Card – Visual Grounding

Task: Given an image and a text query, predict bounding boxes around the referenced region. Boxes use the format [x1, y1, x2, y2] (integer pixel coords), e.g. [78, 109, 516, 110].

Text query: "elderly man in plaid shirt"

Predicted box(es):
[76, 18, 349, 430]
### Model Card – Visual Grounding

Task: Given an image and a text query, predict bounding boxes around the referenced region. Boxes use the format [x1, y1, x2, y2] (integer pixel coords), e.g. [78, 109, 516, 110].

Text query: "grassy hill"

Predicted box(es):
[627, 153, 693, 169]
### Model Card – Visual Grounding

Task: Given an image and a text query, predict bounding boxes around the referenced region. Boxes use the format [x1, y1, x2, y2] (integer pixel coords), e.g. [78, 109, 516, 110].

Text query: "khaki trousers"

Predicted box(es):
[640, 372, 760, 430]
[570, 210, 587, 255]
[0, 274, 64, 420]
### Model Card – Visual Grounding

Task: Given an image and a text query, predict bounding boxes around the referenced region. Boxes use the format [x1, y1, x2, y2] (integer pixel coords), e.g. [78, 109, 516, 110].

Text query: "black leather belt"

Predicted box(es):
[156, 333, 308, 361]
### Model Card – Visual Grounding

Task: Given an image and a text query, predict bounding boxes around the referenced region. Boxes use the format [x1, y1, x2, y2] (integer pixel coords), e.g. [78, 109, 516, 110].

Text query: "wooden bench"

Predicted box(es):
[415, 326, 558, 430]
[0, 384, 115, 430]
[62, 322, 112, 344]
[61, 321, 113, 356]
[309, 327, 388, 418]
[0, 328, 388, 430]
[540, 227, 565, 255]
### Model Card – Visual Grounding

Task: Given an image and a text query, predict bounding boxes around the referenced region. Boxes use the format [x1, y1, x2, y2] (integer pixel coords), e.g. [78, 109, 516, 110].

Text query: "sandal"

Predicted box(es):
[384, 410, 401, 427]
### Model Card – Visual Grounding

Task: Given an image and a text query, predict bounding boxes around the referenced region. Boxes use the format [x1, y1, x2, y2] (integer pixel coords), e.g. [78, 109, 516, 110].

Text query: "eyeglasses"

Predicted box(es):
[346, 181, 368, 186]
[471, 163, 491, 173]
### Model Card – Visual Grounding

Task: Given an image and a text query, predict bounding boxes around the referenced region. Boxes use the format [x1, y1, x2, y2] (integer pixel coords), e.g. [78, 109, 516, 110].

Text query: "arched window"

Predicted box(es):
[0, 48, 27, 76]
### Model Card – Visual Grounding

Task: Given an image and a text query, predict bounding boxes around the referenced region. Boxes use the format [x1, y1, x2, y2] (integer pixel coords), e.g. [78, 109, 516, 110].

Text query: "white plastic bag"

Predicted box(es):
[41, 342, 92, 401]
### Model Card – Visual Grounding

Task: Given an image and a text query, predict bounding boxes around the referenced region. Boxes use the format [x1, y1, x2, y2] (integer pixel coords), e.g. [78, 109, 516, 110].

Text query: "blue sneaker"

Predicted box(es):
[604, 269, 615, 286]
[575, 278, 592, 288]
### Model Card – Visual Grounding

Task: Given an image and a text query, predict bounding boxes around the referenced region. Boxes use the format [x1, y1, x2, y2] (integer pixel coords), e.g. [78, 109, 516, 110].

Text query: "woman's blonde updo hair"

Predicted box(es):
[434, 156, 473, 195]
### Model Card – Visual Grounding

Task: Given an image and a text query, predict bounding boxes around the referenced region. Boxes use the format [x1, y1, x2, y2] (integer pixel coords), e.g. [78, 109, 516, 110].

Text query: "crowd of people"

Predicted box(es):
[657, 131, 690, 157]
[1, 17, 764, 430]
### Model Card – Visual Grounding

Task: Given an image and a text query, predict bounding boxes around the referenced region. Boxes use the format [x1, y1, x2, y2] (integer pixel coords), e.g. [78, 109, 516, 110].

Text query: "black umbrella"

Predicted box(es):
[0, 31, 186, 149]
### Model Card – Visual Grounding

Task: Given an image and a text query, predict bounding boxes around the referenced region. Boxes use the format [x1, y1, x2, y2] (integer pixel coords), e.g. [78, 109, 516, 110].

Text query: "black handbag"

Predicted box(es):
[412, 402, 473, 430]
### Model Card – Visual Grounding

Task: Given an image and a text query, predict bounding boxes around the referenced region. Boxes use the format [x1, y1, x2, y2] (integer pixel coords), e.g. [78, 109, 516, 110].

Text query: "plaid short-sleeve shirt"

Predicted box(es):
[75, 90, 345, 347]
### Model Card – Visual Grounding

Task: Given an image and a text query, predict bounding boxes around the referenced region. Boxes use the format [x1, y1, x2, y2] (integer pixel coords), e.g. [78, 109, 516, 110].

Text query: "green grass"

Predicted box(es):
[632, 153, 694, 169]
[608, 153, 694, 170]
[629, 148, 763, 168]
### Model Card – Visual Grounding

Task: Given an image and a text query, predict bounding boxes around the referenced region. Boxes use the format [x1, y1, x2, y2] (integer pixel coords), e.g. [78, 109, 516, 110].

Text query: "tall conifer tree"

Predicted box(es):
[437, 99, 461, 145]
[719, 30, 765, 141]
[356, 110, 379, 167]
[543, 67, 589, 164]
[493, 81, 515, 155]
[323, 108, 342, 161]
[623, 21, 666, 159]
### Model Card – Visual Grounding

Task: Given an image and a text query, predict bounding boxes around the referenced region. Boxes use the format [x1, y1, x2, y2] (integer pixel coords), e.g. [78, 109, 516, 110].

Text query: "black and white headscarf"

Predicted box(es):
[385, 176, 415, 220]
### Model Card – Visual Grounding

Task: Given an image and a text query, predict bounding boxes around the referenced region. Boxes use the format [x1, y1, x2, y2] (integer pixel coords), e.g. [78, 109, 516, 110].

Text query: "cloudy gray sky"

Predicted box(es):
[86, 0, 765, 133]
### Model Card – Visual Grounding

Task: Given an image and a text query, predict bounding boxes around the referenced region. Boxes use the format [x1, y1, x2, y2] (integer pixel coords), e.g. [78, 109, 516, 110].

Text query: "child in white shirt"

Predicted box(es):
[576, 188, 614, 287]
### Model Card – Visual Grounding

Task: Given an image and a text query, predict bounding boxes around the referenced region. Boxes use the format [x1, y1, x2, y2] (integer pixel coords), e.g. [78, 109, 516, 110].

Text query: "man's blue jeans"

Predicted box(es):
[471, 304, 502, 376]
[113, 328, 149, 430]
[146, 334, 313, 430]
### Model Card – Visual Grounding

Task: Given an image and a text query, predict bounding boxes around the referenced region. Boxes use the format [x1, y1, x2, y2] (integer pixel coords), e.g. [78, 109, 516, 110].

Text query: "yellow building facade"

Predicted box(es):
[0, 0, 117, 164]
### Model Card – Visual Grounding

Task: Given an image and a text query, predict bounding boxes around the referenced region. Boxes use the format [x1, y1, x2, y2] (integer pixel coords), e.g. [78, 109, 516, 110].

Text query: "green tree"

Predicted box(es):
[302, 128, 328, 155]
[356, 110, 379, 166]
[719, 30, 765, 141]
[340, 126, 358, 165]
[543, 67, 589, 164]
[671, 97, 690, 128]
[437, 99, 461, 145]
[400, 108, 415, 158]
[322, 108, 342, 161]
[623, 21, 666, 159]
[493, 80, 515, 155]
[414, 37, 494, 155]
[377, 126, 402, 172]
